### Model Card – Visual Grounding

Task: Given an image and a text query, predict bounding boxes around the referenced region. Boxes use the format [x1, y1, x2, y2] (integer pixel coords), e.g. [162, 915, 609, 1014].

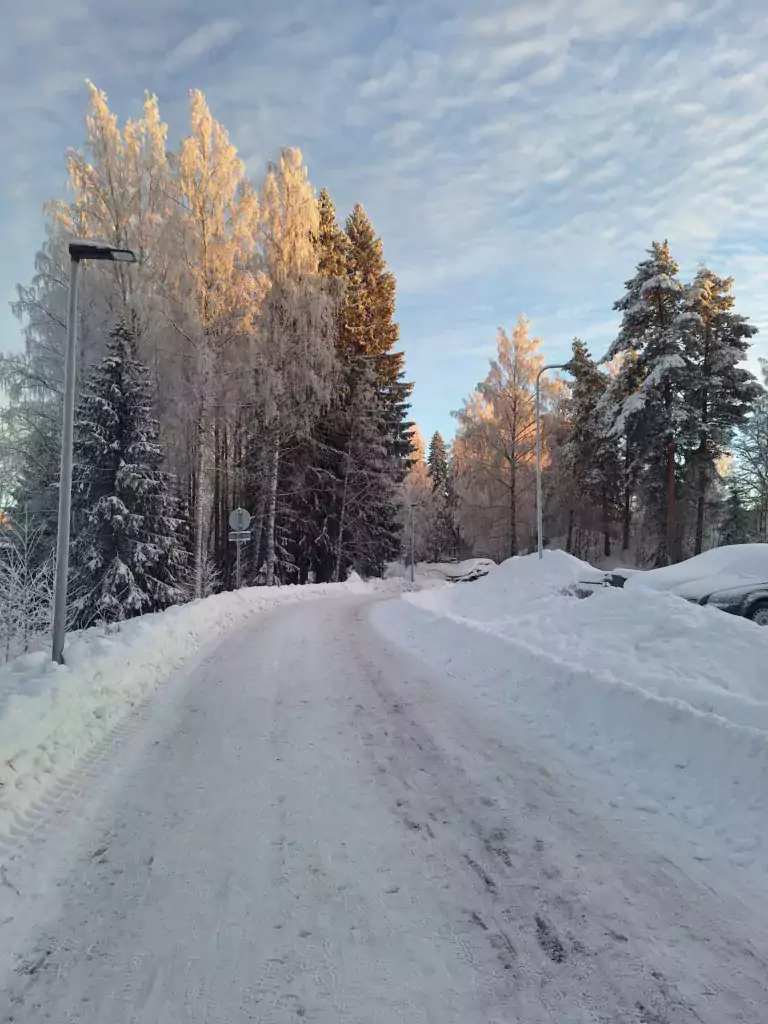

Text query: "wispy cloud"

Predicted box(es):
[163, 19, 241, 75]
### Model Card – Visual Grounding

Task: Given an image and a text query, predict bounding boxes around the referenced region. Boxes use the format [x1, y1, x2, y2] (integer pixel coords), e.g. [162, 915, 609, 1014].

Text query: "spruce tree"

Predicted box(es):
[426, 431, 455, 560]
[72, 314, 185, 626]
[679, 268, 760, 553]
[427, 432, 448, 489]
[309, 198, 413, 576]
[604, 241, 691, 564]
[563, 340, 621, 557]
[316, 188, 348, 278]
[344, 204, 400, 357]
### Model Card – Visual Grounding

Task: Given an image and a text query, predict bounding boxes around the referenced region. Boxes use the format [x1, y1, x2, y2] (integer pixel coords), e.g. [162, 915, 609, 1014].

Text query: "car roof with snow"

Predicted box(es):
[624, 544, 768, 598]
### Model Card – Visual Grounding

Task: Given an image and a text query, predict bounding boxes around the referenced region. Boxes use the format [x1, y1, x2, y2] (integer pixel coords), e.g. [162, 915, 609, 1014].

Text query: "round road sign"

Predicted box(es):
[229, 507, 252, 532]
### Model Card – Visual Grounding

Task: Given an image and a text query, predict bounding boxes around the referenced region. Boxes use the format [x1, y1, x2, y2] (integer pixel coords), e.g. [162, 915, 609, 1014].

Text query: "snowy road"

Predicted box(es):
[2, 596, 767, 1022]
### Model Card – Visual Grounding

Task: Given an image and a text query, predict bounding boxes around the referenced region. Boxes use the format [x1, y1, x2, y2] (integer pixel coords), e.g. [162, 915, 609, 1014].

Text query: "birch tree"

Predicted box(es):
[257, 148, 337, 585]
[166, 90, 262, 596]
[454, 317, 546, 558]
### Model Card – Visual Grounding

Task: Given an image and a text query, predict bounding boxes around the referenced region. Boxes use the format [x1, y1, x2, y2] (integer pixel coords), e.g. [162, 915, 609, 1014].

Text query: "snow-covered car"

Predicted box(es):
[611, 544, 768, 625]
[444, 558, 495, 584]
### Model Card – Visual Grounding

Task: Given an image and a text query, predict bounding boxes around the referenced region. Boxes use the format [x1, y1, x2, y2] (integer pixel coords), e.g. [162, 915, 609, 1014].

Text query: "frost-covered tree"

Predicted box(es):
[678, 268, 760, 553]
[0, 510, 55, 662]
[71, 315, 185, 626]
[454, 317, 547, 558]
[166, 89, 262, 598]
[257, 148, 338, 585]
[603, 242, 691, 564]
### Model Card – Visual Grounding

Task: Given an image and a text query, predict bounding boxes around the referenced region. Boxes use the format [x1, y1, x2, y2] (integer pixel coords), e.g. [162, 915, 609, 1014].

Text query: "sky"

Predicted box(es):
[3, 0, 768, 441]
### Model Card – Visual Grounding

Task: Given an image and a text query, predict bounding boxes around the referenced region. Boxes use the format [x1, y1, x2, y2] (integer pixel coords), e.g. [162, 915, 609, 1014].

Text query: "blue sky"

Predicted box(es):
[3, 0, 768, 440]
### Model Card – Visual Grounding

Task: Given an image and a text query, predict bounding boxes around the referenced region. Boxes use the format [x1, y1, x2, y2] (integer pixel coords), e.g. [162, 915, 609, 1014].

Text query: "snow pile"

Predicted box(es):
[375, 551, 768, 877]
[0, 580, 368, 837]
[412, 549, 601, 621]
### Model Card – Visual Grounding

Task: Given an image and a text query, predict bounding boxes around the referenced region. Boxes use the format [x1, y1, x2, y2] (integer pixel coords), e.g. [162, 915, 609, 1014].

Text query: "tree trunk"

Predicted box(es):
[193, 409, 206, 600]
[221, 424, 230, 581]
[509, 459, 517, 558]
[666, 435, 677, 564]
[213, 417, 221, 568]
[622, 446, 632, 552]
[694, 455, 707, 556]
[601, 483, 611, 558]
[265, 435, 280, 586]
[566, 507, 575, 554]
[333, 443, 350, 583]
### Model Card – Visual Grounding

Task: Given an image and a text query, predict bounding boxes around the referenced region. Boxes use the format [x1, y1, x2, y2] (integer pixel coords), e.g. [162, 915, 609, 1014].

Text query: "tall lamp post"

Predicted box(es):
[535, 362, 569, 560]
[52, 240, 137, 665]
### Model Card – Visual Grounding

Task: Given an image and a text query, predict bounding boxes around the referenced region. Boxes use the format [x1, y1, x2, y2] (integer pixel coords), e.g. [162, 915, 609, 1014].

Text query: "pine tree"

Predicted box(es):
[719, 483, 751, 546]
[679, 268, 760, 553]
[604, 241, 691, 564]
[563, 340, 621, 557]
[71, 314, 185, 626]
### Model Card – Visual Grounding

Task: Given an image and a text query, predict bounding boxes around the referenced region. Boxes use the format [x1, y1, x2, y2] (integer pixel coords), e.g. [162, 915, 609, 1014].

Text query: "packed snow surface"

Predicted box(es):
[375, 550, 768, 880]
[0, 577, 380, 838]
[3, 598, 767, 1021]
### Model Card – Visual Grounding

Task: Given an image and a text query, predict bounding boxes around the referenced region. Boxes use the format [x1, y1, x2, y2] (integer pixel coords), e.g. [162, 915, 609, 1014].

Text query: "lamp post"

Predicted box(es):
[52, 240, 137, 665]
[535, 363, 569, 560]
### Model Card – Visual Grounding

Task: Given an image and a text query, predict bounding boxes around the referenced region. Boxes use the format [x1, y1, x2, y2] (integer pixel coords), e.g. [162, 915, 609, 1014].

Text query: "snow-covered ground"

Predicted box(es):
[374, 550, 768, 885]
[0, 576, 381, 839]
[3, 597, 767, 1021]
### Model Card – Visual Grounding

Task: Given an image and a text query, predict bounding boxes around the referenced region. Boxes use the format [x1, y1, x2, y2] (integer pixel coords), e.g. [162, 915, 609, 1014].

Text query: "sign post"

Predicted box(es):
[228, 507, 252, 589]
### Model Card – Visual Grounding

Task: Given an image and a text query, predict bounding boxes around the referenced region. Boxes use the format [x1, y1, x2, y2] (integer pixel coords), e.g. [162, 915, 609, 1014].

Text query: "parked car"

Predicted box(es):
[445, 558, 494, 584]
[609, 544, 768, 625]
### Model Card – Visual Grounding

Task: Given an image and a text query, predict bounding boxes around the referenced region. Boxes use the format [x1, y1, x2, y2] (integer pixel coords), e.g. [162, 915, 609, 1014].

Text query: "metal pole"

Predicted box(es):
[236, 539, 242, 590]
[536, 363, 568, 561]
[52, 257, 80, 663]
[409, 503, 415, 584]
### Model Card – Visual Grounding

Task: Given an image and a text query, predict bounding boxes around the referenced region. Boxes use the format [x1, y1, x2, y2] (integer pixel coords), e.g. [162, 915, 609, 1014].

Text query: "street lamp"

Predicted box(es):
[52, 240, 137, 664]
[535, 362, 569, 560]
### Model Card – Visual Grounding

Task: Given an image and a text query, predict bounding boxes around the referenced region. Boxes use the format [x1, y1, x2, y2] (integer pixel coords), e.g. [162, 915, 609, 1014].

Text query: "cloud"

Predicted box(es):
[163, 19, 241, 75]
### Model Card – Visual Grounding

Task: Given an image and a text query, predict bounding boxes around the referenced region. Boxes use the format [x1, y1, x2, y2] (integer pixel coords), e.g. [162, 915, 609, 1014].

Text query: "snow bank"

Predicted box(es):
[375, 551, 768, 878]
[0, 580, 373, 837]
